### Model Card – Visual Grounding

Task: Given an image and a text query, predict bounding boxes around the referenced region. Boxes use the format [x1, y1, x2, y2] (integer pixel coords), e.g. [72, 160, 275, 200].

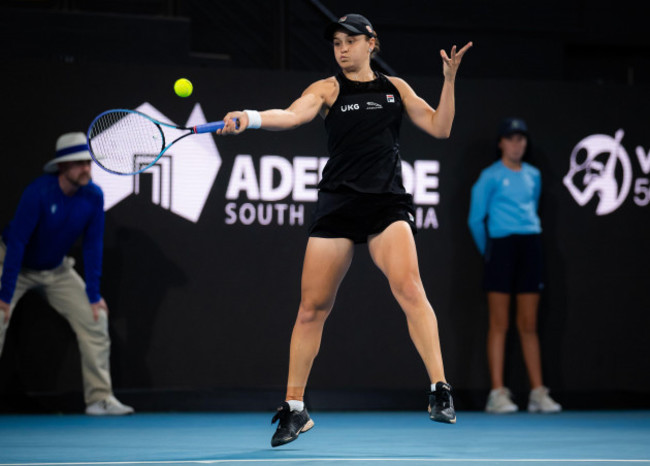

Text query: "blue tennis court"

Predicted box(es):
[1, 410, 649, 465]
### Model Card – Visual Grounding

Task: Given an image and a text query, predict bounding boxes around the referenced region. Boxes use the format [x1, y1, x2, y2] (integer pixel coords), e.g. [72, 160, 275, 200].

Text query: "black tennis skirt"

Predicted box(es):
[308, 189, 417, 244]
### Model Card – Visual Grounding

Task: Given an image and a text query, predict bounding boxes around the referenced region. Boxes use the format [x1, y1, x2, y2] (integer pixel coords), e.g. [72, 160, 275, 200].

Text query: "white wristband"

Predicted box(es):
[244, 109, 262, 129]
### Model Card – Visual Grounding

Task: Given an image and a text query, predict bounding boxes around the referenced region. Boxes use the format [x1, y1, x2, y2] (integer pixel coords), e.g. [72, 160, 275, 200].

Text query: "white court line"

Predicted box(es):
[1, 459, 650, 465]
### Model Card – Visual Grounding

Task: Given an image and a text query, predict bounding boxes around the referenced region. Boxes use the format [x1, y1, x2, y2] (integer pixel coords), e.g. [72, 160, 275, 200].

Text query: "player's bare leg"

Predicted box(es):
[368, 221, 455, 423]
[286, 236, 354, 400]
[272, 236, 354, 447]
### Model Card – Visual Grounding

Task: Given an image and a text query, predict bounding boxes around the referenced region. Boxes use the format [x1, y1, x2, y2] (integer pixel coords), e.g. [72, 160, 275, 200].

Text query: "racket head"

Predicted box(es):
[87, 109, 166, 175]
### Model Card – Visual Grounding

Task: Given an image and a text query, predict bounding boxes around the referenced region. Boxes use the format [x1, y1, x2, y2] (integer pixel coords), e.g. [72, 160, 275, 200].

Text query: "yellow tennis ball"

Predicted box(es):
[174, 78, 193, 98]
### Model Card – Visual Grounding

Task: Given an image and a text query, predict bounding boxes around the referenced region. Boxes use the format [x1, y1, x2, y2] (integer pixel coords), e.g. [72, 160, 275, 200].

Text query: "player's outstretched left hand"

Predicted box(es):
[441, 41, 473, 80]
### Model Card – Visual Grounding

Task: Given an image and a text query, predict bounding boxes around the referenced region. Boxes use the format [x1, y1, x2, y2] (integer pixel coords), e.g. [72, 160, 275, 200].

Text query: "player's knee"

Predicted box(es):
[391, 276, 424, 307]
[297, 299, 331, 324]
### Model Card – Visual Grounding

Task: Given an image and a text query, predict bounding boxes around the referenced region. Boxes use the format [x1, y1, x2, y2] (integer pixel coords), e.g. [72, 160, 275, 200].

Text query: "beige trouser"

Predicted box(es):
[0, 241, 113, 405]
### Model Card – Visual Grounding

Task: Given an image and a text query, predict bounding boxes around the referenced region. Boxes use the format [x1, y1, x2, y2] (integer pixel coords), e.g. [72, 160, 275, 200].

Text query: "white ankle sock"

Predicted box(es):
[287, 400, 304, 412]
[431, 382, 449, 391]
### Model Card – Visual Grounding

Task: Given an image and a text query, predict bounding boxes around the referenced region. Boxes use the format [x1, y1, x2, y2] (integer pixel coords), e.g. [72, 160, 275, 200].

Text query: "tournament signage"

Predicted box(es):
[91, 102, 221, 223]
[3, 63, 649, 406]
[93, 103, 443, 229]
[564, 129, 650, 215]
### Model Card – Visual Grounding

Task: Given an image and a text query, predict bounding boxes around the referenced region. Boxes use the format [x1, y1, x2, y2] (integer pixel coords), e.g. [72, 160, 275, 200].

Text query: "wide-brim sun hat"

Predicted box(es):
[44, 132, 93, 173]
[324, 13, 377, 40]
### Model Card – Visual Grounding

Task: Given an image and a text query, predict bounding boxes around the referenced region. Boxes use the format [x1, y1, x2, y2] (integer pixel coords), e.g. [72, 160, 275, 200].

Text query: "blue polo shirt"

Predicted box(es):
[1, 174, 104, 303]
[468, 160, 542, 255]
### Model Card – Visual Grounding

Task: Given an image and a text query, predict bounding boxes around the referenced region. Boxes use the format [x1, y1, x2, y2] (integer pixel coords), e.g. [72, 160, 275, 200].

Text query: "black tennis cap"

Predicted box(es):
[498, 117, 529, 138]
[324, 13, 377, 40]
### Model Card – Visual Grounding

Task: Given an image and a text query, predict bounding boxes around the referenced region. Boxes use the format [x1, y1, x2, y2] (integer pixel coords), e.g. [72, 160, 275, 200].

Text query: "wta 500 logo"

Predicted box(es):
[564, 129, 650, 215]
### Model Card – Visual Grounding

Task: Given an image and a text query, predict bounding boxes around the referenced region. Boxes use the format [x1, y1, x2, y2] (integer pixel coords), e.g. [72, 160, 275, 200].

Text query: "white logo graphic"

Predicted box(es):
[51, 204, 57, 214]
[563, 129, 633, 215]
[340, 103, 360, 112]
[636, 146, 650, 174]
[91, 102, 221, 223]
[223, 156, 441, 229]
[366, 102, 383, 110]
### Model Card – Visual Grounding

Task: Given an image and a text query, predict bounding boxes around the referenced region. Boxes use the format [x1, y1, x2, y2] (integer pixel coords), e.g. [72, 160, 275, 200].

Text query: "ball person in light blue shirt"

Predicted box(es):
[468, 118, 561, 414]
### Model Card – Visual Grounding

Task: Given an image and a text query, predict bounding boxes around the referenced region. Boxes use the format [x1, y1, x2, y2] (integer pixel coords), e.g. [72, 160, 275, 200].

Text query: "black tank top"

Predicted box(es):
[320, 71, 405, 193]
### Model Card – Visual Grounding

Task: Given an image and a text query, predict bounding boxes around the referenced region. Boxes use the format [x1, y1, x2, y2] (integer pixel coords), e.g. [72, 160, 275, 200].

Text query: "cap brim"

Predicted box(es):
[44, 152, 93, 172]
[324, 22, 367, 40]
[500, 129, 528, 138]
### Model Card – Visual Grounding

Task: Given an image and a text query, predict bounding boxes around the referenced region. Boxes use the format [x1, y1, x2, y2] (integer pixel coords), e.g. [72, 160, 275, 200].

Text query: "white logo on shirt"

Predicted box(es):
[51, 204, 57, 214]
[366, 102, 383, 110]
[340, 104, 360, 112]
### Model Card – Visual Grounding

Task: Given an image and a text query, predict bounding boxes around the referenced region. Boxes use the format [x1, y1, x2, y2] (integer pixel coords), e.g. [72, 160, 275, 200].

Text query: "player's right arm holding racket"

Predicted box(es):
[217, 77, 339, 134]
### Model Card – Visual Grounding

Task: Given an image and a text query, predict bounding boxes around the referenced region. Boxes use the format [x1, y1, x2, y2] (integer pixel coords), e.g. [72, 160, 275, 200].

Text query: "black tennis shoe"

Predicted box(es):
[428, 381, 456, 424]
[271, 402, 314, 447]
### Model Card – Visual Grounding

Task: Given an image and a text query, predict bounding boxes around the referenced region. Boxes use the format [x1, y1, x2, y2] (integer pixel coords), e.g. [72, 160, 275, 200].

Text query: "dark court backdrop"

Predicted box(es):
[0, 1, 649, 413]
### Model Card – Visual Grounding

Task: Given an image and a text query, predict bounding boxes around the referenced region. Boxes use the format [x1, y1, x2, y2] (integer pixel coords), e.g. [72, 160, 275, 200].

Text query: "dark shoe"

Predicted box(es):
[428, 381, 456, 424]
[271, 402, 315, 447]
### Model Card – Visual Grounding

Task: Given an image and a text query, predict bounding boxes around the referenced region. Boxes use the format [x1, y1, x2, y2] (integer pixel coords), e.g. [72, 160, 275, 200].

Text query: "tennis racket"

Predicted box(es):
[87, 109, 236, 175]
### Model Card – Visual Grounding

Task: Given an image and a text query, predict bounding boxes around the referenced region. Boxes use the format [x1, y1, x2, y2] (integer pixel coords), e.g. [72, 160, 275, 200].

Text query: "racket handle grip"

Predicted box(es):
[193, 118, 239, 134]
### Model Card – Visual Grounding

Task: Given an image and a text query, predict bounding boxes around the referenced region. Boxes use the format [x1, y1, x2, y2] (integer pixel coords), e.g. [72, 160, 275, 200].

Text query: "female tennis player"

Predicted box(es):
[219, 13, 472, 447]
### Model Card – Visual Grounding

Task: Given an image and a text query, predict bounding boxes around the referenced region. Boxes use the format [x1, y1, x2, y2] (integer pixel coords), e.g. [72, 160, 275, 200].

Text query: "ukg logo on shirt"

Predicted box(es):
[564, 129, 650, 215]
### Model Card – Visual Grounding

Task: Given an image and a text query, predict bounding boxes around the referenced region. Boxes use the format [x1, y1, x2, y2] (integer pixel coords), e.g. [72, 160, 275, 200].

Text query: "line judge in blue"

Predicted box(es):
[468, 117, 561, 414]
[0, 132, 133, 416]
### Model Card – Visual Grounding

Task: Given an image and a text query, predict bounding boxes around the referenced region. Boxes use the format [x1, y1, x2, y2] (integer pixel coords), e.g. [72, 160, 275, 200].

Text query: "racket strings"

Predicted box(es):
[88, 111, 165, 175]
